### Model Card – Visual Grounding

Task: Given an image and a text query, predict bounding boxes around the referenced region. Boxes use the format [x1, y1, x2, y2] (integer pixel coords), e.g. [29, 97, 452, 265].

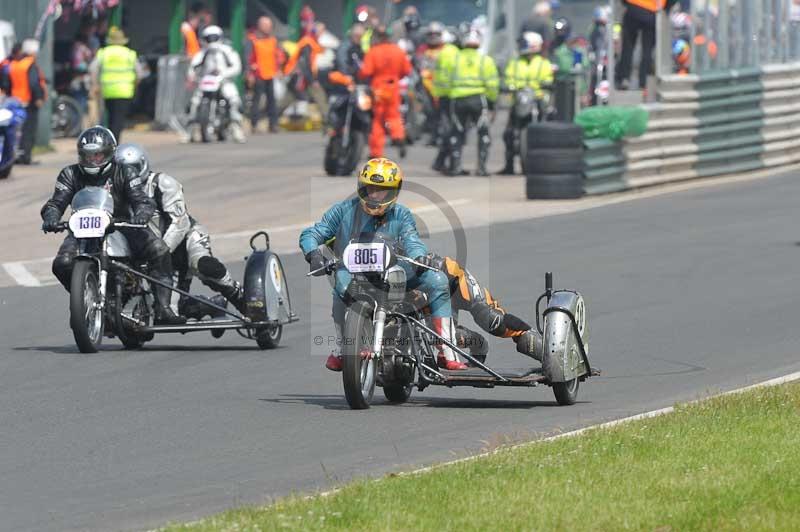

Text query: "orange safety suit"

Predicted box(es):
[358, 41, 412, 157]
[181, 22, 201, 58]
[8, 56, 44, 105]
[249, 35, 283, 80]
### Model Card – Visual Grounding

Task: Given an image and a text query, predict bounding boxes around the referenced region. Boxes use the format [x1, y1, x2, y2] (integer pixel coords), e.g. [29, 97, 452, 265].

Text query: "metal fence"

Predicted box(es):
[154, 54, 191, 129]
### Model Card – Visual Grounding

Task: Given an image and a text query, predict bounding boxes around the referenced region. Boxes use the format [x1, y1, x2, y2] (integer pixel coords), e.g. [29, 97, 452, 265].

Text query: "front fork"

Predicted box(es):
[370, 306, 387, 359]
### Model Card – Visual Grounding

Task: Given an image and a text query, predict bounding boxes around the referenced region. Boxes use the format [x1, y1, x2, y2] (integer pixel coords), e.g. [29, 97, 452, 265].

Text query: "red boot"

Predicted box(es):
[432, 316, 468, 370]
[325, 353, 343, 372]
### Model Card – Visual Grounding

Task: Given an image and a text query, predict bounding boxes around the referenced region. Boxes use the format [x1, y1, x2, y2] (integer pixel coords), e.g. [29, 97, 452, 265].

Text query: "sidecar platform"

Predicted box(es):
[440, 367, 548, 388]
[138, 315, 299, 334]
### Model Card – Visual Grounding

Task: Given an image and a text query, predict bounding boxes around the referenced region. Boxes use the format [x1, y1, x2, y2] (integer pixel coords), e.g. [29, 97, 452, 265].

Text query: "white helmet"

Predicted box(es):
[200, 25, 224, 44]
[521, 31, 543, 54]
[463, 29, 482, 48]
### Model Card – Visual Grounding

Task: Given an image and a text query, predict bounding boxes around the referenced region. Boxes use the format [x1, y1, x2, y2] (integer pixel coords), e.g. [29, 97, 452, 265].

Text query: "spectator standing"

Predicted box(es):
[182, 2, 211, 59]
[279, 7, 328, 125]
[616, 0, 663, 89]
[245, 16, 285, 133]
[91, 27, 140, 142]
[521, 2, 555, 53]
[7, 39, 46, 165]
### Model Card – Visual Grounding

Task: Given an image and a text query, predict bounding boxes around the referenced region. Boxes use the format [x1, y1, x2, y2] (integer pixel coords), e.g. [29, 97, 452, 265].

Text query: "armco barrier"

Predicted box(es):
[582, 63, 800, 194]
[155, 55, 191, 129]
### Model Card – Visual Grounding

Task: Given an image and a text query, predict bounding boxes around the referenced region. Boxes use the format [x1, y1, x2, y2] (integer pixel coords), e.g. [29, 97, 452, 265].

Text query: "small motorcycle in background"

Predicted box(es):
[324, 84, 371, 176]
[195, 72, 232, 143]
[0, 97, 26, 180]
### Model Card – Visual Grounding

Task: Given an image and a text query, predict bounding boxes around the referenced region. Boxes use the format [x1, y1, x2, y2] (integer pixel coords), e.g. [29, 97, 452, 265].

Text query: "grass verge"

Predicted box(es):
[167, 382, 800, 531]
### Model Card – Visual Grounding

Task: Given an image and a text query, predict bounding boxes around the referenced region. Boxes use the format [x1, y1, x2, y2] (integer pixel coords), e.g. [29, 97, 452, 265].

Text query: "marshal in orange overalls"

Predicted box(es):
[358, 41, 412, 158]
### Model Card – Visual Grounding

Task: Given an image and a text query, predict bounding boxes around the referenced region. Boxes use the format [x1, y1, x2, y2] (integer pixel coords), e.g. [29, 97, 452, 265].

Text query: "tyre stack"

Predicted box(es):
[524, 122, 585, 199]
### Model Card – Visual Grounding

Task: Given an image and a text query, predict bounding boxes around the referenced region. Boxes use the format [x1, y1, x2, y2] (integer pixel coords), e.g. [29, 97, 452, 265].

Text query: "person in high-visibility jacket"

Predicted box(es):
[355, 4, 380, 53]
[430, 29, 460, 172]
[445, 29, 498, 177]
[90, 27, 140, 142]
[358, 25, 412, 159]
[244, 16, 285, 133]
[6, 39, 46, 165]
[498, 32, 553, 175]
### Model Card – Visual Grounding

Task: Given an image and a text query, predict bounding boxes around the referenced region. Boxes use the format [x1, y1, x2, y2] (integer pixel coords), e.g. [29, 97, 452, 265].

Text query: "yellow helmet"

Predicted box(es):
[357, 158, 403, 216]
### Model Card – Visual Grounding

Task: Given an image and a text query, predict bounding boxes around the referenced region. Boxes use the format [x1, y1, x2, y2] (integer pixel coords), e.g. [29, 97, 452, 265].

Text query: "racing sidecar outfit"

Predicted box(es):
[142, 171, 245, 316]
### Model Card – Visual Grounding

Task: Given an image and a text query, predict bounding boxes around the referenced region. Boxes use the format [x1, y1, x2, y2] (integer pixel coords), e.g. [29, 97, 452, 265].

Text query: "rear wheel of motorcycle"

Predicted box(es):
[256, 324, 282, 349]
[324, 136, 341, 176]
[342, 302, 376, 409]
[70, 260, 104, 353]
[383, 382, 413, 404]
[552, 378, 579, 406]
[341, 131, 366, 175]
[198, 101, 212, 143]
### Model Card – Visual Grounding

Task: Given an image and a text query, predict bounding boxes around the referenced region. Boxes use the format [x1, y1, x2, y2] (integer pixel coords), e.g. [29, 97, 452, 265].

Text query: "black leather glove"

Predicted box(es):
[41, 213, 61, 233]
[415, 253, 445, 272]
[131, 212, 151, 226]
[305, 249, 329, 276]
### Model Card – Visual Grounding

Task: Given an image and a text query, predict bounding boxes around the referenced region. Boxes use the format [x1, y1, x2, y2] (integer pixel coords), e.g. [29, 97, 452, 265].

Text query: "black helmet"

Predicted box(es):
[77, 126, 117, 176]
[554, 17, 571, 39]
[114, 143, 149, 181]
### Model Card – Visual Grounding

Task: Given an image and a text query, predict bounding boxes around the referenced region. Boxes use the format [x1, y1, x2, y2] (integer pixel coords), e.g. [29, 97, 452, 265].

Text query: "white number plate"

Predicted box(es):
[344, 243, 387, 273]
[69, 209, 111, 238]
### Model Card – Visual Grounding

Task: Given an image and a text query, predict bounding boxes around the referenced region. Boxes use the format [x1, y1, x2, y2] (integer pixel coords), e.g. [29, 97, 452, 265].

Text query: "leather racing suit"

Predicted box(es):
[188, 41, 244, 126]
[141, 171, 244, 316]
[299, 197, 461, 365]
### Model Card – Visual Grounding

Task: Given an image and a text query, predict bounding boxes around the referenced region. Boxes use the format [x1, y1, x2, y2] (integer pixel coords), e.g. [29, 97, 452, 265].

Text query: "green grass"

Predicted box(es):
[167, 382, 800, 531]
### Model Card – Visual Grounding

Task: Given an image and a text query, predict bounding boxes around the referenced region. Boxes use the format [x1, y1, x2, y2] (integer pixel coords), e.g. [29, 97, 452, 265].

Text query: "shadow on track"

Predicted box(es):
[260, 394, 577, 410]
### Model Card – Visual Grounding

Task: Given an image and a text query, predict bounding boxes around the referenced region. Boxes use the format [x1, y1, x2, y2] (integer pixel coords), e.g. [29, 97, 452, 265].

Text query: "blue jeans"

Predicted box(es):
[331, 264, 452, 326]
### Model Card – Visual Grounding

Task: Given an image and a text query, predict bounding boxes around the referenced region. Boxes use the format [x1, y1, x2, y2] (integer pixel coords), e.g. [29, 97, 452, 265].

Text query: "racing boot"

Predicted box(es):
[325, 321, 344, 372]
[229, 122, 247, 144]
[447, 149, 469, 176]
[476, 129, 491, 177]
[433, 316, 468, 370]
[392, 138, 407, 159]
[455, 325, 488, 365]
[153, 277, 187, 325]
[218, 281, 246, 316]
[179, 294, 227, 320]
[496, 153, 515, 175]
[432, 148, 449, 173]
[515, 329, 543, 362]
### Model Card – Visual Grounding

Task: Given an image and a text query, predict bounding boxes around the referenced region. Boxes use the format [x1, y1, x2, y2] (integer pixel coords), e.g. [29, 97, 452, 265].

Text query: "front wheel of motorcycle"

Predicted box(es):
[342, 301, 377, 410]
[70, 260, 104, 353]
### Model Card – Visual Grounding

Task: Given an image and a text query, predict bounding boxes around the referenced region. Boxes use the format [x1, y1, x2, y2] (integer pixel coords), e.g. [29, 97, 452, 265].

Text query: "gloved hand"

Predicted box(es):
[306, 249, 330, 276]
[41, 213, 61, 233]
[415, 253, 445, 272]
[131, 212, 151, 226]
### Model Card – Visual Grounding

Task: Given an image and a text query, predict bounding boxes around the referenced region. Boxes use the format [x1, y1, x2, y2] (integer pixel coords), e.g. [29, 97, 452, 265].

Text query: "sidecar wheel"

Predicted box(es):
[552, 378, 579, 406]
[256, 324, 281, 349]
[211, 329, 225, 339]
[70, 261, 104, 353]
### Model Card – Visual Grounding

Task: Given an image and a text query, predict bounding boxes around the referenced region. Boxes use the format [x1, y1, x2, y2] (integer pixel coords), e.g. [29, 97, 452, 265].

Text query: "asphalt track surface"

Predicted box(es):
[2, 149, 800, 530]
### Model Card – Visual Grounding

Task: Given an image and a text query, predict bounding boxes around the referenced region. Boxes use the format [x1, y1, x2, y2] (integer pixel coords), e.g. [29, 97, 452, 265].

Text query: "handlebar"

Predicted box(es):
[43, 220, 147, 234]
[306, 254, 439, 277]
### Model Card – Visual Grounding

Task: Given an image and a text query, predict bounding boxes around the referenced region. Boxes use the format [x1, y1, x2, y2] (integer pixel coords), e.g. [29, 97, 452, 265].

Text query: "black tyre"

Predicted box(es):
[198, 100, 212, 143]
[519, 127, 529, 175]
[51, 95, 83, 138]
[383, 382, 413, 404]
[256, 324, 282, 349]
[211, 329, 225, 339]
[324, 136, 341, 176]
[341, 131, 366, 175]
[342, 301, 376, 410]
[115, 291, 146, 350]
[70, 260, 104, 353]
[526, 147, 584, 174]
[527, 122, 583, 150]
[553, 378, 579, 406]
[526, 173, 584, 200]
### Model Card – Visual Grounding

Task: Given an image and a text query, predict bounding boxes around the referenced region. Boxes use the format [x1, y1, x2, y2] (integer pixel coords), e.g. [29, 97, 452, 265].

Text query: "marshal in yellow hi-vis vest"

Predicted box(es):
[97, 44, 138, 100]
[504, 55, 553, 99]
[448, 48, 499, 101]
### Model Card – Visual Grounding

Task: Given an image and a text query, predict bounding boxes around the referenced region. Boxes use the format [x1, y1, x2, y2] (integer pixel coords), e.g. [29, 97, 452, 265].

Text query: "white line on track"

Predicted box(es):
[2, 262, 42, 287]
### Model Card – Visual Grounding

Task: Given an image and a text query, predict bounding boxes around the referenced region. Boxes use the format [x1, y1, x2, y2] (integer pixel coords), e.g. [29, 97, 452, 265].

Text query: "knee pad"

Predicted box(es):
[425, 270, 450, 293]
[197, 255, 227, 280]
[52, 255, 73, 287]
[143, 238, 170, 261]
[473, 302, 505, 336]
